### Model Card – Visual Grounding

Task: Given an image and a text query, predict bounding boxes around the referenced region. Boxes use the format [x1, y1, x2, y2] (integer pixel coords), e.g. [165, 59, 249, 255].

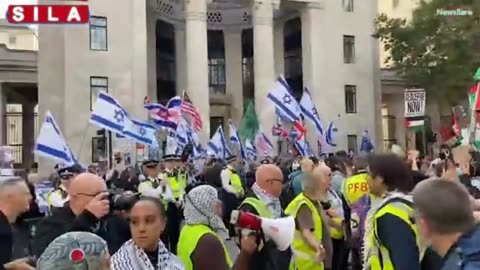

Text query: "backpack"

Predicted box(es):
[349, 194, 371, 249]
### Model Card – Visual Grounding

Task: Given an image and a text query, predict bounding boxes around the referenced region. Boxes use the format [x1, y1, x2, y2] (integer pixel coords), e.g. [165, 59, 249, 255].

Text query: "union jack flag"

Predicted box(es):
[181, 91, 203, 132]
[271, 117, 289, 138]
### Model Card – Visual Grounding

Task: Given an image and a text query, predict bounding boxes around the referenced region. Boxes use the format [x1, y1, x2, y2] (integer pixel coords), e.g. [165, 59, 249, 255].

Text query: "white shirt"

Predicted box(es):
[138, 176, 176, 202]
[220, 165, 238, 194]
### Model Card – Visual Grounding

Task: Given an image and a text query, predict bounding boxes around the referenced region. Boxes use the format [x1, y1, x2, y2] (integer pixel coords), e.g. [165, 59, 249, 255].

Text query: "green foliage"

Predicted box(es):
[375, 0, 480, 104]
[238, 99, 259, 141]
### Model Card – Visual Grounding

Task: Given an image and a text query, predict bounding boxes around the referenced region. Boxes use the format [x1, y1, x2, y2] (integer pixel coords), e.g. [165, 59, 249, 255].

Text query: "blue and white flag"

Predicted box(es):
[300, 88, 324, 136]
[267, 76, 301, 123]
[228, 119, 247, 161]
[35, 111, 77, 166]
[123, 119, 158, 147]
[325, 121, 338, 147]
[360, 130, 374, 152]
[245, 139, 257, 161]
[90, 92, 128, 135]
[144, 96, 182, 130]
[165, 131, 179, 156]
[207, 125, 231, 160]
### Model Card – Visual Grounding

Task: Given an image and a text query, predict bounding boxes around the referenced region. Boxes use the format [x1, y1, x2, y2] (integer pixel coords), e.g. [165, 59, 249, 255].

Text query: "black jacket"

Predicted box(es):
[0, 211, 12, 270]
[238, 192, 292, 270]
[32, 205, 130, 257]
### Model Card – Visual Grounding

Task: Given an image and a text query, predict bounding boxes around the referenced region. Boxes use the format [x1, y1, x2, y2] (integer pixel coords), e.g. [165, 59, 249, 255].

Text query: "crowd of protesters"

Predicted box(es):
[0, 143, 480, 269]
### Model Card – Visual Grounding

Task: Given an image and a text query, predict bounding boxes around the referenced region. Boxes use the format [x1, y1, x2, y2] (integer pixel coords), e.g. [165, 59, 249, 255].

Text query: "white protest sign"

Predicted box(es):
[404, 89, 426, 118]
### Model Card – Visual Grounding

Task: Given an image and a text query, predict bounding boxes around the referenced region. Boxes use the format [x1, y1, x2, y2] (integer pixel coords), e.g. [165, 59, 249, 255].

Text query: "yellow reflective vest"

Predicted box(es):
[163, 172, 187, 199]
[285, 193, 324, 270]
[177, 224, 232, 270]
[239, 197, 273, 218]
[365, 197, 424, 270]
[342, 172, 369, 206]
[225, 167, 244, 194]
[47, 188, 68, 209]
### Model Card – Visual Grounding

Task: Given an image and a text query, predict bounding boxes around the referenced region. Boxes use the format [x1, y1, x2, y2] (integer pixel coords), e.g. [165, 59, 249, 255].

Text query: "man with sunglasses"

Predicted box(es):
[33, 173, 131, 258]
[47, 164, 82, 212]
[236, 164, 292, 270]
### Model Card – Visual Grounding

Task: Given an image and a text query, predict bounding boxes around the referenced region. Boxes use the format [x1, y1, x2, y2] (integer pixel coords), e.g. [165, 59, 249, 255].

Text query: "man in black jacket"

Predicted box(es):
[32, 173, 130, 257]
[237, 164, 292, 270]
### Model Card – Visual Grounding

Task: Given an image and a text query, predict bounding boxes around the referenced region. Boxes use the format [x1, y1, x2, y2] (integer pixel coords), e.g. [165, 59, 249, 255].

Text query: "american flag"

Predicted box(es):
[181, 91, 202, 132]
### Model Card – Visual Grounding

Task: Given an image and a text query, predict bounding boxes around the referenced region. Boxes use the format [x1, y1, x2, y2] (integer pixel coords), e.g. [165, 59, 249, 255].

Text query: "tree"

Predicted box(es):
[375, 0, 480, 105]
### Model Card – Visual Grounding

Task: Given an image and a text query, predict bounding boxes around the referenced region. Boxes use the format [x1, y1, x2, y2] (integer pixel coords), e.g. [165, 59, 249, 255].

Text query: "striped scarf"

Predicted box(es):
[111, 239, 184, 270]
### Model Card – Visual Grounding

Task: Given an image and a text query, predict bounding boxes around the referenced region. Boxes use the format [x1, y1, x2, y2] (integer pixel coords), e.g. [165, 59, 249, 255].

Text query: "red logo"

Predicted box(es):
[6, 3, 90, 24]
[69, 248, 85, 263]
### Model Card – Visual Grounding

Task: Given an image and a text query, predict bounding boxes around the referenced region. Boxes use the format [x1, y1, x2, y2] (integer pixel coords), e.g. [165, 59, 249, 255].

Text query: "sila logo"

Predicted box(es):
[6, 1, 90, 24]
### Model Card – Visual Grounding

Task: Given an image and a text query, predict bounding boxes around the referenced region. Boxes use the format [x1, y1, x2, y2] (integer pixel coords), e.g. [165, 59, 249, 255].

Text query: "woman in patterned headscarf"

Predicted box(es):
[177, 185, 232, 270]
[36, 232, 110, 270]
[111, 198, 184, 270]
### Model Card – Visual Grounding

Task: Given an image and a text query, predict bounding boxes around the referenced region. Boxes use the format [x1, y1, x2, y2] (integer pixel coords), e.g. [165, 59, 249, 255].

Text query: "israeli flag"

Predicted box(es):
[255, 131, 274, 156]
[123, 119, 158, 147]
[228, 119, 247, 161]
[35, 111, 77, 166]
[267, 76, 301, 123]
[90, 92, 128, 135]
[325, 121, 338, 147]
[300, 88, 324, 136]
[207, 125, 231, 160]
[245, 139, 257, 161]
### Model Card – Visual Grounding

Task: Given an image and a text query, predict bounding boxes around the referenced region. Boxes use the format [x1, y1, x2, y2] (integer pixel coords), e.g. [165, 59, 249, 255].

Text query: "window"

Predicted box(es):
[90, 16, 108, 51]
[90, 77, 108, 111]
[208, 58, 226, 94]
[345, 85, 357, 113]
[347, 135, 358, 153]
[8, 34, 16, 46]
[210, 117, 224, 137]
[392, 0, 399, 9]
[343, 35, 355, 63]
[343, 0, 354, 12]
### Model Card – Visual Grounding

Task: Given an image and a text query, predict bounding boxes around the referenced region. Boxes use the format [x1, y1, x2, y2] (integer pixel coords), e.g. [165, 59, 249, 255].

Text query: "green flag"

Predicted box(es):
[238, 99, 259, 141]
[474, 67, 480, 81]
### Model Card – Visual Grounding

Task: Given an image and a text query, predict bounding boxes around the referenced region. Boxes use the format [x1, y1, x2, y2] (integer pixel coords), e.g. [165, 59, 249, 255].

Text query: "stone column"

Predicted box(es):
[146, 8, 157, 101]
[224, 29, 244, 124]
[22, 102, 35, 168]
[253, 0, 276, 143]
[274, 22, 285, 76]
[185, 0, 209, 143]
[0, 83, 5, 145]
[301, 4, 332, 148]
[175, 27, 186, 95]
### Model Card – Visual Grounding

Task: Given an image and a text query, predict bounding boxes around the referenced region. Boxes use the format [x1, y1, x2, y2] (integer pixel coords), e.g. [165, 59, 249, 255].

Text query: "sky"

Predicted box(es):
[0, 0, 37, 19]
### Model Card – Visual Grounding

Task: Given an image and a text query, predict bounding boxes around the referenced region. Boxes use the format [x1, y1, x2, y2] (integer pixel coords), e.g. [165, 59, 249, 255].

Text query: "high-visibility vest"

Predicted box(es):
[239, 197, 273, 218]
[227, 168, 244, 194]
[365, 198, 423, 270]
[342, 172, 369, 205]
[285, 193, 324, 270]
[47, 189, 68, 208]
[163, 173, 187, 199]
[139, 180, 168, 207]
[177, 224, 232, 270]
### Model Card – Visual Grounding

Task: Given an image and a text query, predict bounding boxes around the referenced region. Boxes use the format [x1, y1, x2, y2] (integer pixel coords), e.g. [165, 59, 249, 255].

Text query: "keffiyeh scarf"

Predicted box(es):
[252, 183, 282, 218]
[184, 185, 229, 239]
[111, 239, 184, 270]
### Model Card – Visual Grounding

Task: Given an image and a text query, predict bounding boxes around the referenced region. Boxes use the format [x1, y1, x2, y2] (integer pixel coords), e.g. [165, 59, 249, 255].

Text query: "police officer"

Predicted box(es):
[138, 158, 171, 200]
[220, 155, 244, 237]
[161, 154, 185, 253]
[47, 164, 82, 212]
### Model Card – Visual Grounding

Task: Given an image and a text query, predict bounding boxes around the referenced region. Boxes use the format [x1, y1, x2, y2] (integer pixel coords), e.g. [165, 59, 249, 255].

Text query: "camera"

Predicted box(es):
[107, 189, 139, 212]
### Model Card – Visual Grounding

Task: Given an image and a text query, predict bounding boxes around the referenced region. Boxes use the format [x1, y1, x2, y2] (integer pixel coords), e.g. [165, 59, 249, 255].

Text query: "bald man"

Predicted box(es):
[33, 173, 131, 257]
[235, 164, 292, 270]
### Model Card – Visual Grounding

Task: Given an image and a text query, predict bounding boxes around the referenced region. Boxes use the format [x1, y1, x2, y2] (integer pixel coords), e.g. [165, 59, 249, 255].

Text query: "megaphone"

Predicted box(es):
[230, 210, 295, 251]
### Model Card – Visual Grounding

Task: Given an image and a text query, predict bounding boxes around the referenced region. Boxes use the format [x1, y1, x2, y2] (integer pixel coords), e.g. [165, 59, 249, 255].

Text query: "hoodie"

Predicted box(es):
[289, 170, 304, 196]
[442, 225, 480, 270]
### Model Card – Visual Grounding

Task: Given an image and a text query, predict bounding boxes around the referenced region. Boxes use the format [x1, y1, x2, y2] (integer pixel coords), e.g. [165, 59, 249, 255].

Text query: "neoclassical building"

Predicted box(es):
[37, 0, 381, 166]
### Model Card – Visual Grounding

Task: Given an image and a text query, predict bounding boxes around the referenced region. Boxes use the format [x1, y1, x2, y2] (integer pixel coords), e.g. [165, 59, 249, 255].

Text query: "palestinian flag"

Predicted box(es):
[404, 118, 424, 128]
[469, 84, 480, 112]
